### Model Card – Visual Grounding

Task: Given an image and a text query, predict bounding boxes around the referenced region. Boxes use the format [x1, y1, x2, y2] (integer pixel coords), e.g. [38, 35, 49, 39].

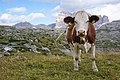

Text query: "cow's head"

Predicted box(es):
[64, 11, 99, 37]
[64, 11, 99, 44]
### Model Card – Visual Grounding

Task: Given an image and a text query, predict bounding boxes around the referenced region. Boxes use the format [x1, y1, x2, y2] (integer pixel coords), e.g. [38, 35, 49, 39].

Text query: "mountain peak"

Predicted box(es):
[13, 22, 56, 29]
[13, 21, 33, 28]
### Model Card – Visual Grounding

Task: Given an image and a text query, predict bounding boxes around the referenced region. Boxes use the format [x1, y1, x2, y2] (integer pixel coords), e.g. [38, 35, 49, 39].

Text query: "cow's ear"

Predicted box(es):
[89, 15, 99, 24]
[64, 16, 74, 24]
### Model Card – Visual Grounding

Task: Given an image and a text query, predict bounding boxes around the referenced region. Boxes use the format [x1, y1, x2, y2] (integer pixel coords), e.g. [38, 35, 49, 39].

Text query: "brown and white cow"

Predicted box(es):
[64, 11, 99, 72]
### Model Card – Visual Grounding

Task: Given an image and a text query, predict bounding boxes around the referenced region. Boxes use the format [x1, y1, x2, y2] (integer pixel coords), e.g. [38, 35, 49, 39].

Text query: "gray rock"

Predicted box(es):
[96, 20, 120, 52]
[4, 46, 12, 52]
[41, 47, 50, 52]
[0, 54, 4, 58]
[4, 52, 11, 56]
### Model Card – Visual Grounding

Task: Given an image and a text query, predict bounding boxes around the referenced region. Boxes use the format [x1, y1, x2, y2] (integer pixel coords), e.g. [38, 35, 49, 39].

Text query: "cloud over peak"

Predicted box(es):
[60, 0, 120, 11]
[7, 7, 27, 13]
[31, 0, 59, 3]
[52, 5, 61, 12]
[52, 0, 120, 21]
[0, 12, 46, 25]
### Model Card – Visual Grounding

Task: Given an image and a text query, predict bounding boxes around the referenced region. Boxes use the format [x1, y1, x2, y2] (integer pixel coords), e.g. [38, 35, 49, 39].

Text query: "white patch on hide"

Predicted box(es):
[74, 11, 89, 35]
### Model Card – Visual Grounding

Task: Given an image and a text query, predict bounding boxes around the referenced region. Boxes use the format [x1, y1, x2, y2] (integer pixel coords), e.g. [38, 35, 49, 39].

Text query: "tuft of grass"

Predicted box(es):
[0, 52, 120, 80]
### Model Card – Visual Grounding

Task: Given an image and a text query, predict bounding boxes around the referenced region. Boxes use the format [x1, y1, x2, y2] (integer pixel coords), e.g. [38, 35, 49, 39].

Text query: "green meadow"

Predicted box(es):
[0, 52, 120, 80]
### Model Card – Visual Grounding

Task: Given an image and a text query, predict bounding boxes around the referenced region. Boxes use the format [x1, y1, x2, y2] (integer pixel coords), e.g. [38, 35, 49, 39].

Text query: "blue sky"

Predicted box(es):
[0, 0, 120, 25]
[0, 0, 59, 25]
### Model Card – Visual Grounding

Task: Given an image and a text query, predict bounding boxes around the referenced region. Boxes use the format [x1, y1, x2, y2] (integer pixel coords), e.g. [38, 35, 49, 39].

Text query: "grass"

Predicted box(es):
[0, 52, 120, 80]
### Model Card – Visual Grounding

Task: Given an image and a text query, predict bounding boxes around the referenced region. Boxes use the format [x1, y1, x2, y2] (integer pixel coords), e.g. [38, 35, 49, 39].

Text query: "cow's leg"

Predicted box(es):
[90, 43, 98, 72]
[69, 44, 74, 56]
[84, 42, 91, 53]
[73, 43, 80, 71]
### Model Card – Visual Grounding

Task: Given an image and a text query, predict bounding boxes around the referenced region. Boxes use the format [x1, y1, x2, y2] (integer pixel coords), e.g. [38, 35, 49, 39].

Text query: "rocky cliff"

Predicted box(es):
[94, 15, 109, 29]
[13, 22, 56, 29]
[0, 19, 119, 54]
[55, 11, 72, 29]
[13, 22, 34, 28]
[96, 20, 120, 52]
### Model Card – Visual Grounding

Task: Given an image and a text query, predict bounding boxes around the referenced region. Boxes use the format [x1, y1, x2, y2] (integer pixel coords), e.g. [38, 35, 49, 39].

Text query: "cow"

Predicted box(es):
[63, 11, 99, 72]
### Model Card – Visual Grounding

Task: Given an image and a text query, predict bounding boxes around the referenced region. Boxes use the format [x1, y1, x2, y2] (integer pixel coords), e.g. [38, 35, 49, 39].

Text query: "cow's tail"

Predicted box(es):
[55, 30, 66, 42]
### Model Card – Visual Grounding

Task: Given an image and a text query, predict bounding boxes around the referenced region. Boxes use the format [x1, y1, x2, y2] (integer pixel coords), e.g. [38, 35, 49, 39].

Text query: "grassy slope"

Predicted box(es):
[0, 52, 120, 80]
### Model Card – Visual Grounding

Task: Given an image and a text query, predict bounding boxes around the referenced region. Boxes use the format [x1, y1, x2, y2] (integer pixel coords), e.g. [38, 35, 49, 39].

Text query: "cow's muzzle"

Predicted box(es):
[77, 30, 86, 37]
[77, 30, 86, 44]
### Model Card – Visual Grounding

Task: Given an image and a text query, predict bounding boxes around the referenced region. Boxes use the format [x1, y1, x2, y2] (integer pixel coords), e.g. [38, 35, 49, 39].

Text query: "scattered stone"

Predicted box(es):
[0, 54, 4, 58]
[4, 52, 11, 56]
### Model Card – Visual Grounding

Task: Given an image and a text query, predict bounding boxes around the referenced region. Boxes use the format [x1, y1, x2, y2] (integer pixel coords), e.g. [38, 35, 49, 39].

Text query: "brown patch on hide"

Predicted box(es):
[66, 25, 74, 43]
[86, 23, 96, 44]
[67, 23, 96, 44]
[67, 26, 85, 44]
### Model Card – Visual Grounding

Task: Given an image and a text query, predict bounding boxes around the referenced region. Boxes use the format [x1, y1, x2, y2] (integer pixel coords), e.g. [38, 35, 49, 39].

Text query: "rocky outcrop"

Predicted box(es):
[48, 23, 56, 29]
[14, 22, 33, 28]
[96, 20, 120, 52]
[94, 15, 109, 29]
[0, 26, 56, 54]
[13, 22, 56, 29]
[0, 19, 119, 54]
[55, 11, 72, 29]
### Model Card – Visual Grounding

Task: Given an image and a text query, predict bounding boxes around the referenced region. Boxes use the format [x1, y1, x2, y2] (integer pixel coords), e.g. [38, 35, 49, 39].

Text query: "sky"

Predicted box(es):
[0, 0, 120, 25]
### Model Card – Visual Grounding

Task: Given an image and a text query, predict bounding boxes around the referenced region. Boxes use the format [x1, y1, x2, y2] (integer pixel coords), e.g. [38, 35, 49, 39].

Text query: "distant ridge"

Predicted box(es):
[13, 22, 56, 29]
[13, 22, 33, 28]
[0, 19, 120, 52]
[96, 20, 120, 52]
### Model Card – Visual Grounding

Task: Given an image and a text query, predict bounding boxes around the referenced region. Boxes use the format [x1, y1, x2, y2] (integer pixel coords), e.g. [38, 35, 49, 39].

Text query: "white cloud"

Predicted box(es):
[52, 5, 61, 12]
[26, 13, 46, 20]
[31, 0, 59, 2]
[87, 3, 120, 21]
[0, 13, 46, 25]
[2, 0, 14, 3]
[52, 12, 60, 17]
[60, 0, 120, 12]
[7, 7, 27, 13]
[54, 0, 120, 21]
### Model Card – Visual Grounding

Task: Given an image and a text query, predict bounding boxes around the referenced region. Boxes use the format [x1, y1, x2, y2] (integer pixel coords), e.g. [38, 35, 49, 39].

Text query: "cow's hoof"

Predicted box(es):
[93, 68, 98, 72]
[74, 68, 79, 71]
